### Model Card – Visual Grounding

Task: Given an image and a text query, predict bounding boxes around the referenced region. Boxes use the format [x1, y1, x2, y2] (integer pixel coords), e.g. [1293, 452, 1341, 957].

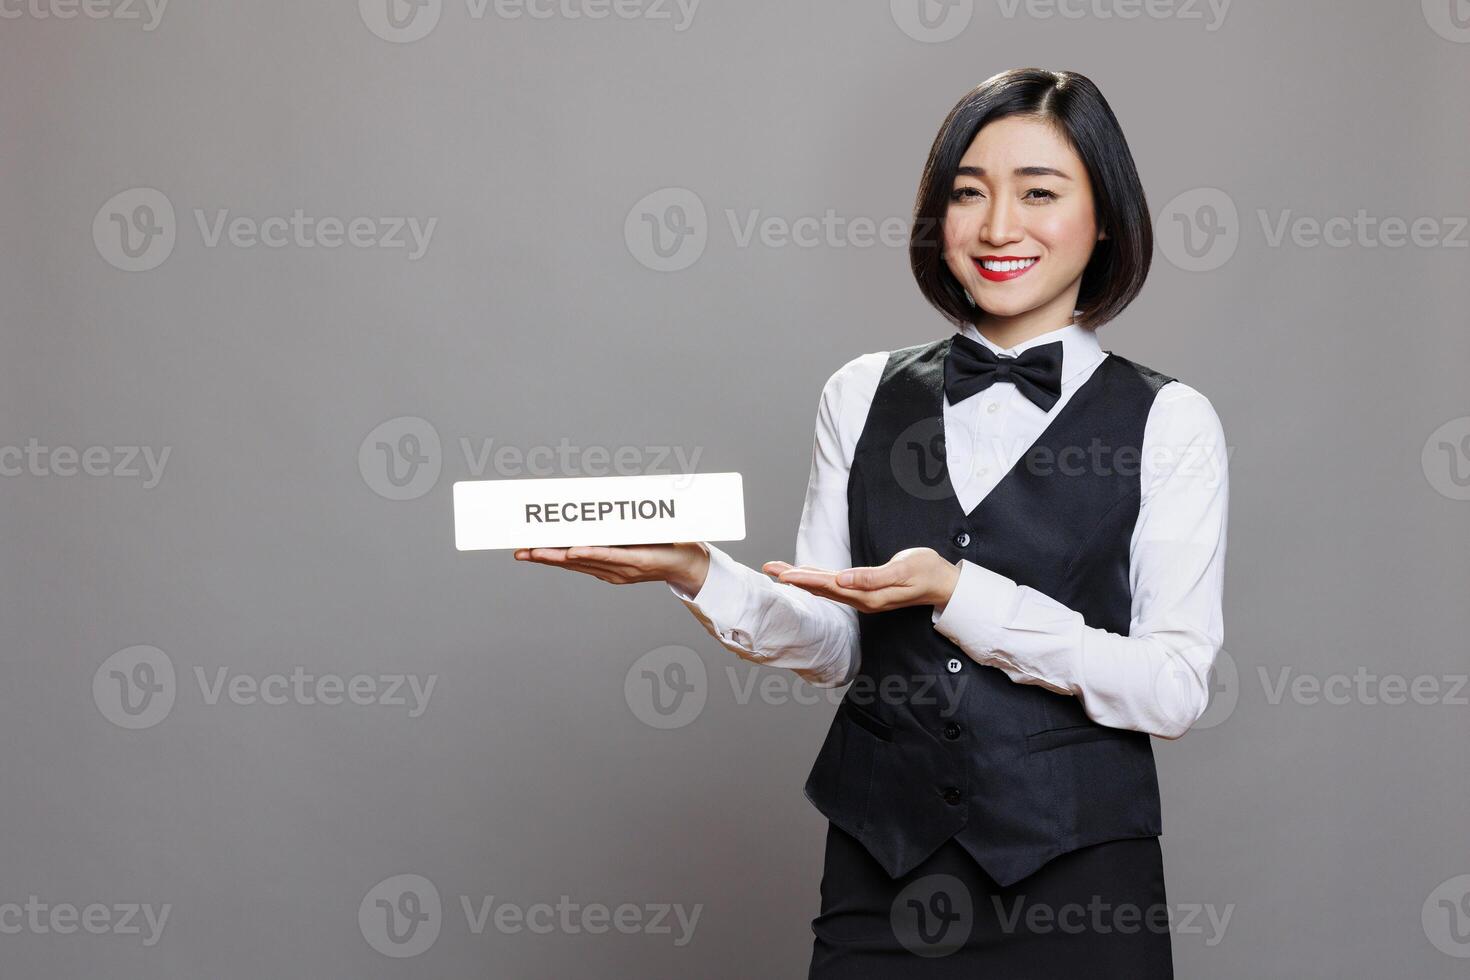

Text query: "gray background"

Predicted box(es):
[4, 0, 1469, 976]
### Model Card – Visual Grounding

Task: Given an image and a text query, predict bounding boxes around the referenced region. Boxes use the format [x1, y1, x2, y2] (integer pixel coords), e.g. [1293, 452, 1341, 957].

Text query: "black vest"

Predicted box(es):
[802, 335, 1177, 886]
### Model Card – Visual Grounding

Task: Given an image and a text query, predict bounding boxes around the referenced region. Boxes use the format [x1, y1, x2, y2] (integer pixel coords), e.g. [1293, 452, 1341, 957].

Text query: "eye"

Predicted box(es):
[950, 186, 983, 202]
[1025, 188, 1058, 202]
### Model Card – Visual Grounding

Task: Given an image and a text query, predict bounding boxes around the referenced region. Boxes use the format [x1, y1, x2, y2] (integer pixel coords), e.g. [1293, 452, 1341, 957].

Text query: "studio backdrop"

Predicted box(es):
[3, 0, 1468, 977]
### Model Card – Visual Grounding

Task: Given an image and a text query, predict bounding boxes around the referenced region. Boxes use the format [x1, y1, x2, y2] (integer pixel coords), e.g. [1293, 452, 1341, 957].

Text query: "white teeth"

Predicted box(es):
[979, 257, 1037, 272]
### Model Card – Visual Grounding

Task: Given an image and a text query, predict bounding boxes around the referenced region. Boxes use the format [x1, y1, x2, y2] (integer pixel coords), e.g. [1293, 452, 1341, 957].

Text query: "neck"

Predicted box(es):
[972, 295, 1081, 350]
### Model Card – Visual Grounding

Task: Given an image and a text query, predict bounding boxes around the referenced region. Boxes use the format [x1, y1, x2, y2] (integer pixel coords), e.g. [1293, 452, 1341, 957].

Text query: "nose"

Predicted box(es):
[981, 194, 1023, 246]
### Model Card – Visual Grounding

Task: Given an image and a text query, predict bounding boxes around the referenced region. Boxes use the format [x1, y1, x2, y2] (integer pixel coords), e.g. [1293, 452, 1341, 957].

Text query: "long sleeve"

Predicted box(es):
[929, 381, 1229, 738]
[666, 354, 886, 688]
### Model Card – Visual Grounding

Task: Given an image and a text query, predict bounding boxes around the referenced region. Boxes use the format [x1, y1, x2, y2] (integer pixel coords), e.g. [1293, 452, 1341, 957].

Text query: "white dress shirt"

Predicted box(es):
[668, 318, 1229, 739]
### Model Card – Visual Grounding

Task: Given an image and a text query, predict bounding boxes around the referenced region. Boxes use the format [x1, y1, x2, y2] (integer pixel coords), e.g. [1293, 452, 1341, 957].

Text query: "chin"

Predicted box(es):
[969, 290, 1035, 318]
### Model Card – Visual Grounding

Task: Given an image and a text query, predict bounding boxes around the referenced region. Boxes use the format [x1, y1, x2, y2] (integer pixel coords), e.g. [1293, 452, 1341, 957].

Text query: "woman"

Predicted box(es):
[516, 68, 1228, 977]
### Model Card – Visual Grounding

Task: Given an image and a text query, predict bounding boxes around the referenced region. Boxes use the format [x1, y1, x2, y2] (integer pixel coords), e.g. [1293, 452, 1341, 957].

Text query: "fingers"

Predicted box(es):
[840, 567, 882, 590]
[515, 548, 606, 573]
[515, 546, 620, 563]
[514, 547, 566, 561]
[772, 566, 875, 599]
[779, 576, 912, 612]
[774, 563, 890, 591]
[513, 547, 650, 585]
[762, 560, 839, 579]
[564, 546, 624, 562]
[774, 567, 839, 587]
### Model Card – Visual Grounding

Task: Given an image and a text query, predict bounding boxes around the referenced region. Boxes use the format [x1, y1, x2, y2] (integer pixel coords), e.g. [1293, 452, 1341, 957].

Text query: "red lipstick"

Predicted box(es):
[974, 255, 1039, 282]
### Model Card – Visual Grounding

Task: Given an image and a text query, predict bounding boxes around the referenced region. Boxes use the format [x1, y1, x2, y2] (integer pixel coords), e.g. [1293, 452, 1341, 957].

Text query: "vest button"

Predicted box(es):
[953, 531, 971, 547]
[943, 722, 962, 740]
[946, 658, 963, 674]
[942, 786, 963, 805]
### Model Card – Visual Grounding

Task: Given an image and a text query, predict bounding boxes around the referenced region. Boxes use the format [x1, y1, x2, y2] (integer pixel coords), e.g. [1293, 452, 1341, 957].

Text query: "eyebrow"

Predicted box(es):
[956, 165, 1073, 180]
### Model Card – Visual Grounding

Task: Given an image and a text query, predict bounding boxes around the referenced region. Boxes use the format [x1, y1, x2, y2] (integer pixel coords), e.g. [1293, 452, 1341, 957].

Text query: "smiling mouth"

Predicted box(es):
[974, 256, 1039, 282]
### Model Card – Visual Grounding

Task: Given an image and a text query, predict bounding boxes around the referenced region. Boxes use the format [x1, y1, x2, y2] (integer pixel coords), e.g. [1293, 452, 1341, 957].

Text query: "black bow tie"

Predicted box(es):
[944, 334, 1064, 412]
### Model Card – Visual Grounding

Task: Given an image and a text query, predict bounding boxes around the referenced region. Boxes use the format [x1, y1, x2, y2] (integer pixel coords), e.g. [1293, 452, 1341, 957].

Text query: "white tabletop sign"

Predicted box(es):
[453, 472, 746, 550]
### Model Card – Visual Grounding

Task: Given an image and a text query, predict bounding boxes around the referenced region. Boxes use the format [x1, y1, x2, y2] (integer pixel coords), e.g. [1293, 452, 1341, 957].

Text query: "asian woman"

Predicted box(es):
[515, 67, 1228, 977]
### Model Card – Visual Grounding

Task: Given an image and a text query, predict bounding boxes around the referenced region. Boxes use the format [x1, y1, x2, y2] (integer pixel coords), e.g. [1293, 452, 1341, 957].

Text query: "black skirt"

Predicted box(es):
[808, 822, 1173, 978]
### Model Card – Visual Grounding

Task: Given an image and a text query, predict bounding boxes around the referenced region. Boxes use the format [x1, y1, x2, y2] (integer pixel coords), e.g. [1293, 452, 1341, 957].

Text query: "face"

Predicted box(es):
[941, 115, 1104, 331]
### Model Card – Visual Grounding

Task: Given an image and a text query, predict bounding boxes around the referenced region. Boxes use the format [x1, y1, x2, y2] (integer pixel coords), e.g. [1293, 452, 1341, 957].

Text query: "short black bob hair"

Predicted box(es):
[909, 68, 1152, 332]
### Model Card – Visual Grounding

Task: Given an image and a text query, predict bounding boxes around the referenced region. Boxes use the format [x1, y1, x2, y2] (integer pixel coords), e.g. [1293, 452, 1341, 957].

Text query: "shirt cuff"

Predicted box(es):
[930, 558, 1022, 657]
[931, 559, 1082, 697]
[667, 544, 756, 650]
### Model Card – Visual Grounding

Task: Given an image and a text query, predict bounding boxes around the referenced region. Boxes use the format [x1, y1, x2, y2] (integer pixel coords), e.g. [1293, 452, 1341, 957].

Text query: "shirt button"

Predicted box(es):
[946, 658, 963, 674]
[943, 722, 962, 740]
[953, 531, 970, 547]
[986, 402, 999, 414]
[942, 786, 963, 806]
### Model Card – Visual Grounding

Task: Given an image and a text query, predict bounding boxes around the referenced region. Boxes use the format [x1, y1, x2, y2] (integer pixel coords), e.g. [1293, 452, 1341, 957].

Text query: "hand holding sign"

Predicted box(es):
[514, 542, 712, 595]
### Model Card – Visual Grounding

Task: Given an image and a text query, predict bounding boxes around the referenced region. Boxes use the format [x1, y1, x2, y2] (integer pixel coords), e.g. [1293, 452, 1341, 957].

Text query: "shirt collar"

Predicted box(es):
[957, 313, 1103, 385]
